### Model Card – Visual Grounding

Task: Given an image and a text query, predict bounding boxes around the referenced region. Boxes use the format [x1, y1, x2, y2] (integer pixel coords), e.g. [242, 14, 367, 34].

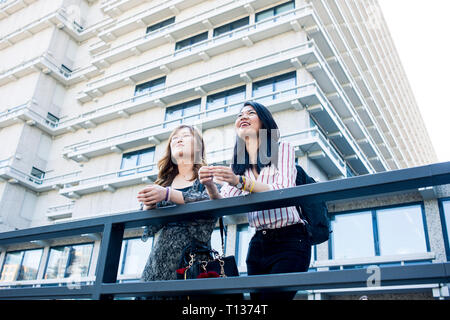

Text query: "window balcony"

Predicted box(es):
[63, 81, 372, 177]
[46, 203, 75, 221]
[334, 0, 417, 167]
[92, 0, 291, 65]
[0, 8, 110, 49]
[0, 0, 36, 20]
[285, 128, 347, 178]
[0, 52, 103, 87]
[98, 0, 204, 40]
[69, 41, 377, 176]
[304, 3, 402, 170]
[59, 163, 157, 199]
[80, 5, 317, 100]
[63, 82, 320, 162]
[64, 82, 374, 177]
[101, 0, 153, 17]
[59, 128, 346, 198]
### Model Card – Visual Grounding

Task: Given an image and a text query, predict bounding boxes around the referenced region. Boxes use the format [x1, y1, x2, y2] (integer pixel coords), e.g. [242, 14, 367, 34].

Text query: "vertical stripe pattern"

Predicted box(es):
[220, 142, 303, 230]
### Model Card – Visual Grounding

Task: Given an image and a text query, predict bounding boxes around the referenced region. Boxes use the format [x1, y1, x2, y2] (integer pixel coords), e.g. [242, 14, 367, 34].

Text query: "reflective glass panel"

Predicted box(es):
[331, 211, 375, 259]
[377, 205, 427, 256]
[119, 238, 153, 276]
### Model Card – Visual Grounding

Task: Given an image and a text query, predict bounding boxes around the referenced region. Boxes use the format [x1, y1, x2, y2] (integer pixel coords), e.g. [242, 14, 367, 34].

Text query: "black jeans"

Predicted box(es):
[246, 223, 312, 301]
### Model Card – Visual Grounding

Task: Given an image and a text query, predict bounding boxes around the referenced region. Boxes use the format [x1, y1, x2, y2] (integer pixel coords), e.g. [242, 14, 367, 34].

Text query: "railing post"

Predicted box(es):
[92, 222, 124, 300]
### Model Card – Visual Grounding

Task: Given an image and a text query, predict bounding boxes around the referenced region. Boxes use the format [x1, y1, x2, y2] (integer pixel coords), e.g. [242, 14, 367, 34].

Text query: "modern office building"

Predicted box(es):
[0, 0, 448, 299]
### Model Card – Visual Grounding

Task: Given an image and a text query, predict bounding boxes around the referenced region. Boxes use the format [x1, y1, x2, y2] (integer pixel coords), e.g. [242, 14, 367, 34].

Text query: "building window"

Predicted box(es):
[213, 17, 249, 37]
[252, 71, 297, 104]
[439, 199, 450, 260]
[120, 147, 155, 177]
[0, 249, 43, 282]
[331, 211, 375, 260]
[30, 167, 45, 181]
[330, 204, 429, 260]
[175, 32, 208, 51]
[164, 99, 201, 129]
[146, 17, 175, 34]
[255, 1, 295, 22]
[44, 243, 94, 280]
[134, 76, 166, 100]
[206, 86, 246, 117]
[118, 237, 153, 277]
[235, 224, 252, 271]
[46, 112, 60, 127]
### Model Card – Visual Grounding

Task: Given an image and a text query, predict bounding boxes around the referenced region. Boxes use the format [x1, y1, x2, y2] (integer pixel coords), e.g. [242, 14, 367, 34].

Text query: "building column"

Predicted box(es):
[423, 198, 447, 262]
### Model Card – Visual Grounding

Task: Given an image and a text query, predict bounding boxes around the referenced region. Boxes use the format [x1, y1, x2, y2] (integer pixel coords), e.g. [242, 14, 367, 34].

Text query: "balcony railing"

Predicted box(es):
[0, 0, 37, 20]
[83, 5, 315, 96]
[46, 203, 75, 220]
[0, 160, 82, 192]
[307, 1, 403, 169]
[99, 0, 203, 35]
[92, 0, 290, 64]
[0, 161, 448, 299]
[64, 81, 372, 176]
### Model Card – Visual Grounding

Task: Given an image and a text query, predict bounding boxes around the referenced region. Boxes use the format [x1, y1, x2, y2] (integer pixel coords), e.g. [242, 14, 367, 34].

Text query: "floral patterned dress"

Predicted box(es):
[140, 180, 218, 283]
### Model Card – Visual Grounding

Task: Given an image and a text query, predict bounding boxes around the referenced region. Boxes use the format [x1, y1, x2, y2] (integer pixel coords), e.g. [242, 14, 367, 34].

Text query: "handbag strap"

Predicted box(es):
[219, 217, 226, 256]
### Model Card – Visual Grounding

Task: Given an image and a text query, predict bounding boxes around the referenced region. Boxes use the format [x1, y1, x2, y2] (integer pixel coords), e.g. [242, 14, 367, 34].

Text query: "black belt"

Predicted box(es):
[254, 223, 307, 239]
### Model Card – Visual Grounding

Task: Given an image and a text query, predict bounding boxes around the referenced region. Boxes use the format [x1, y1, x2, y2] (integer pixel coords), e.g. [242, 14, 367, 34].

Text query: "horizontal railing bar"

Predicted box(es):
[0, 262, 447, 299]
[0, 161, 449, 246]
[0, 285, 94, 300]
[96, 263, 450, 297]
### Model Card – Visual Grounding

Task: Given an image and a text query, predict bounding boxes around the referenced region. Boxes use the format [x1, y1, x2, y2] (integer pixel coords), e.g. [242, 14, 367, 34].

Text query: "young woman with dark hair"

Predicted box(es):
[137, 125, 218, 293]
[199, 101, 311, 301]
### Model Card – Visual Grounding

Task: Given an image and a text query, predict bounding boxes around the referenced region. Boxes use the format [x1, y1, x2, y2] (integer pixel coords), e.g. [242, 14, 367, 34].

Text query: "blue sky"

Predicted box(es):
[378, 0, 450, 163]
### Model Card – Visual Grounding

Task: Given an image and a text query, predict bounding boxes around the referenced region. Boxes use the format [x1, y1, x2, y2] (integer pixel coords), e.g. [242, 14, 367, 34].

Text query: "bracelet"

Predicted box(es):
[165, 187, 170, 201]
[249, 181, 255, 193]
[241, 176, 246, 191]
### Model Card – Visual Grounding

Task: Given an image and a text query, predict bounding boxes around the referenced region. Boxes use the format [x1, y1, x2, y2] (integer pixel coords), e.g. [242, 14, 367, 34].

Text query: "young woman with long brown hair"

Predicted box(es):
[137, 124, 218, 287]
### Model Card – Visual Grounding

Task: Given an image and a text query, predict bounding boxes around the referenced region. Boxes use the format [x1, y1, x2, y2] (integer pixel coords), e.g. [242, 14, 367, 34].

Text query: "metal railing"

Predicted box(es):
[0, 161, 449, 299]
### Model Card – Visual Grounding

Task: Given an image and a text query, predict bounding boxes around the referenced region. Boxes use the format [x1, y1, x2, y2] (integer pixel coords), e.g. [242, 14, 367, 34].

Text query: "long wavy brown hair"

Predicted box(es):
[154, 125, 207, 187]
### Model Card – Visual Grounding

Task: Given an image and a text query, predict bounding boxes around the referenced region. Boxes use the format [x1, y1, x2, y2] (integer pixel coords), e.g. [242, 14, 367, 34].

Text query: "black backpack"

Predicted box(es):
[295, 165, 331, 245]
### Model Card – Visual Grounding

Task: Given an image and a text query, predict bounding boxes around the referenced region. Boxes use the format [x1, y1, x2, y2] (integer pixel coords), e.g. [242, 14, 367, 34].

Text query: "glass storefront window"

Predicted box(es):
[331, 211, 375, 259]
[44, 243, 93, 279]
[0, 249, 43, 282]
[377, 205, 427, 256]
[330, 204, 428, 260]
[441, 200, 450, 259]
[118, 238, 153, 276]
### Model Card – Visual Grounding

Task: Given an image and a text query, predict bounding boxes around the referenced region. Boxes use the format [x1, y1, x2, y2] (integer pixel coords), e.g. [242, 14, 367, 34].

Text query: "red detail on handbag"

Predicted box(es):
[197, 271, 220, 278]
[176, 267, 187, 275]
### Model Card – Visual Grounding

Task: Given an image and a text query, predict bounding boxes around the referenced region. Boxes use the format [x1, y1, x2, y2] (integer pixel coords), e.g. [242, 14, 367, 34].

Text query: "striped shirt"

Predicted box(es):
[220, 141, 304, 230]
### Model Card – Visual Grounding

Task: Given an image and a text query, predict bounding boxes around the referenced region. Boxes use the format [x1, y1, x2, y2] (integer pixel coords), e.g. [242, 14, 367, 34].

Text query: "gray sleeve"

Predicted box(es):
[182, 183, 222, 203]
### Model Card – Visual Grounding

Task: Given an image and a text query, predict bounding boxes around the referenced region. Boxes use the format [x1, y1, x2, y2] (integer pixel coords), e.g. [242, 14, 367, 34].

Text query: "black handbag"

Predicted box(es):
[176, 218, 243, 300]
[177, 218, 239, 280]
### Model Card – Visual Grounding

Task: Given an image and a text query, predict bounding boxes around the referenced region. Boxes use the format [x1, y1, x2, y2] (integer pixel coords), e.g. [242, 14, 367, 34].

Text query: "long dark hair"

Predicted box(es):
[231, 101, 280, 175]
